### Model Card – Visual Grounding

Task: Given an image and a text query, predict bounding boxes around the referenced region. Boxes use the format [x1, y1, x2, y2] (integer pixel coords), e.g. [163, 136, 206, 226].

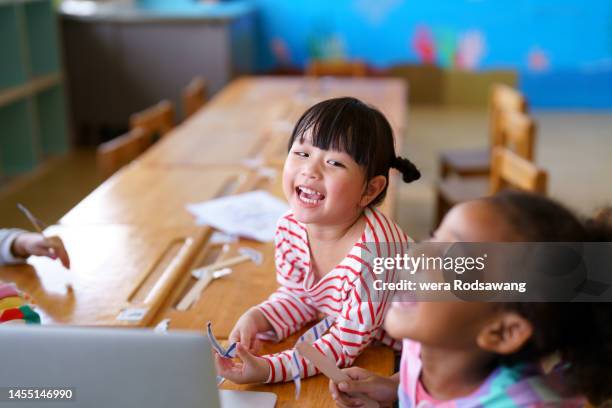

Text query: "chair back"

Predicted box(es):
[182, 76, 208, 119]
[490, 147, 547, 195]
[498, 110, 536, 160]
[97, 128, 148, 177]
[490, 84, 527, 147]
[129, 100, 175, 143]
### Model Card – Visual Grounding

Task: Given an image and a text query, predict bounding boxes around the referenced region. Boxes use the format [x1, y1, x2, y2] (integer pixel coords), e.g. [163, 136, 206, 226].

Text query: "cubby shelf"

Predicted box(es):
[0, 0, 68, 180]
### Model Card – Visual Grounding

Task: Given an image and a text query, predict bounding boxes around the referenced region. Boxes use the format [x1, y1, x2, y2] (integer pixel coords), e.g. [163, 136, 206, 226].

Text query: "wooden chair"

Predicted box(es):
[129, 100, 175, 143]
[435, 111, 539, 226]
[496, 109, 536, 161]
[305, 59, 367, 77]
[435, 147, 547, 227]
[96, 128, 148, 178]
[489, 147, 547, 195]
[439, 84, 528, 178]
[182, 76, 208, 119]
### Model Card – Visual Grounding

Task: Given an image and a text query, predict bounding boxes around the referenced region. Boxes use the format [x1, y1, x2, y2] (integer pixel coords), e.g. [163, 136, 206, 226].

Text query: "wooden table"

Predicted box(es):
[1, 77, 407, 408]
[220, 338, 395, 408]
[60, 163, 256, 227]
[1, 224, 204, 326]
[141, 76, 406, 168]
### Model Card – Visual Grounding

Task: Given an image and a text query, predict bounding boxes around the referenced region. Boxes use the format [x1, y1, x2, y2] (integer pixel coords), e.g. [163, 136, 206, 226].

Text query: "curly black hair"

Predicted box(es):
[485, 190, 612, 405]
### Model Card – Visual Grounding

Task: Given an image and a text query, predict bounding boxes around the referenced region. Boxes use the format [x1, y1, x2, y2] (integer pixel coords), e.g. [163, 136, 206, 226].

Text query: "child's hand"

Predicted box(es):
[12, 233, 71, 269]
[214, 343, 270, 384]
[228, 308, 270, 352]
[329, 367, 399, 408]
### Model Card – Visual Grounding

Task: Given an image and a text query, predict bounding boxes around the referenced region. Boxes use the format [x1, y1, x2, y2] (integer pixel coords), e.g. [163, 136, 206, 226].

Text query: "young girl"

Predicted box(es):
[215, 97, 421, 384]
[329, 191, 612, 407]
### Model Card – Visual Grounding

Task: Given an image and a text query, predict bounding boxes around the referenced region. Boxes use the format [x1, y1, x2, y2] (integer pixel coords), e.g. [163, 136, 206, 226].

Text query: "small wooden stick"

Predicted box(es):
[121, 229, 208, 326]
[176, 268, 231, 311]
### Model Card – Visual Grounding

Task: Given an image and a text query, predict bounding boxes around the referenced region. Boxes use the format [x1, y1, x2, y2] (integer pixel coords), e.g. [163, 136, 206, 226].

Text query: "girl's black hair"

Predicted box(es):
[288, 97, 420, 207]
[485, 190, 612, 405]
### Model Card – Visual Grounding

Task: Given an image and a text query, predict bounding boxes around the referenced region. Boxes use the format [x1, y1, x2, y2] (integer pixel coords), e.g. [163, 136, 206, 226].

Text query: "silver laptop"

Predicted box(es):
[0, 326, 276, 408]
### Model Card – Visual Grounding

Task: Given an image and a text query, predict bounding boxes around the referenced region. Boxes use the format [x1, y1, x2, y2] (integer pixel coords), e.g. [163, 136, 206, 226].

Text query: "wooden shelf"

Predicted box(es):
[0, 72, 61, 109]
[0, 0, 69, 179]
[0, 0, 47, 6]
[0, 4, 28, 89]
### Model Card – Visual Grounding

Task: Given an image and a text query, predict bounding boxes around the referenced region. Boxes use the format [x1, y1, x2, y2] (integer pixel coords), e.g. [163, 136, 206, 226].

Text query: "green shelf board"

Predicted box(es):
[24, 0, 60, 77]
[0, 4, 28, 89]
[0, 100, 38, 175]
[36, 84, 68, 155]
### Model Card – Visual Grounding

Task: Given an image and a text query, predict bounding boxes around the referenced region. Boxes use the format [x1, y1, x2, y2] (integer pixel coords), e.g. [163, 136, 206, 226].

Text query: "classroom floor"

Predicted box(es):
[0, 149, 101, 230]
[1, 108, 611, 239]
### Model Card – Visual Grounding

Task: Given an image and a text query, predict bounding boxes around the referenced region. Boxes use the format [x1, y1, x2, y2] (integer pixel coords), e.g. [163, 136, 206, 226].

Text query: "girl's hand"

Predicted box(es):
[228, 308, 271, 352]
[329, 367, 399, 408]
[214, 343, 270, 384]
[12, 233, 71, 269]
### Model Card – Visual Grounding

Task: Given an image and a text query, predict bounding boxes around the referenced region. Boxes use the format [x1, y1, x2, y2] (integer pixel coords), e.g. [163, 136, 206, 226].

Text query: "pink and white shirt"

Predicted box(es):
[257, 207, 410, 383]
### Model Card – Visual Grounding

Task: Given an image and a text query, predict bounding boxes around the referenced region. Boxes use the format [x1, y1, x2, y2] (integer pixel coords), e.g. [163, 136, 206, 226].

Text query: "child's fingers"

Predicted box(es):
[329, 379, 342, 400]
[251, 338, 262, 354]
[47, 237, 70, 269]
[330, 379, 365, 407]
[214, 353, 240, 378]
[331, 389, 365, 408]
[228, 328, 240, 344]
[241, 331, 254, 351]
[235, 343, 258, 365]
[229, 327, 255, 351]
[34, 236, 71, 269]
[338, 369, 379, 394]
[342, 366, 371, 381]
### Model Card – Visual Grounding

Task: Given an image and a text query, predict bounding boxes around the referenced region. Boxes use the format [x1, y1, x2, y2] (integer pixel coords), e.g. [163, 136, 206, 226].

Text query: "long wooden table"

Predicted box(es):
[0, 77, 406, 407]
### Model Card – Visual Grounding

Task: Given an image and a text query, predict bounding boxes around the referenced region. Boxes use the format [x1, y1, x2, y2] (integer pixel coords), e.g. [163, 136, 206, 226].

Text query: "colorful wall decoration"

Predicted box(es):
[138, 0, 612, 109]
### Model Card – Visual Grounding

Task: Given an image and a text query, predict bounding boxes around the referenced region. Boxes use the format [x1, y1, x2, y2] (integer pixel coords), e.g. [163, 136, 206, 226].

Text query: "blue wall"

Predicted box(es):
[139, 0, 612, 109]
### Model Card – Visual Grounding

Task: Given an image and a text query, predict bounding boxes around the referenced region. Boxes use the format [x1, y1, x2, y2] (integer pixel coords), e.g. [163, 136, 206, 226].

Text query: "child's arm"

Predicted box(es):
[0, 229, 27, 265]
[0, 229, 70, 268]
[216, 270, 387, 384]
[329, 368, 399, 408]
[229, 217, 319, 349]
[261, 273, 387, 383]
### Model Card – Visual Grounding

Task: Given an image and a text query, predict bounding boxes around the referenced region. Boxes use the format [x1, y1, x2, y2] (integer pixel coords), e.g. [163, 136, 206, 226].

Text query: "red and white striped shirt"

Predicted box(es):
[257, 206, 410, 383]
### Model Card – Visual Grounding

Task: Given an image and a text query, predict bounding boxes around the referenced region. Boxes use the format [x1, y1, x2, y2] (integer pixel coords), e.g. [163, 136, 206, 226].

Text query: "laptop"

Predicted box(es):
[0, 326, 276, 408]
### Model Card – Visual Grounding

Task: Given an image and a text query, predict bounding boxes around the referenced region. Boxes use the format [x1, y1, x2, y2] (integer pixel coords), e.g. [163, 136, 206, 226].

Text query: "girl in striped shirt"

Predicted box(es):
[215, 97, 421, 385]
[330, 191, 612, 407]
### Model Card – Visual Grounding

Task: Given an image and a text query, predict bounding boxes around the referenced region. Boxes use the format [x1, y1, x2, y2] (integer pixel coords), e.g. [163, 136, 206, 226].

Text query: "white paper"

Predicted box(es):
[186, 190, 288, 242]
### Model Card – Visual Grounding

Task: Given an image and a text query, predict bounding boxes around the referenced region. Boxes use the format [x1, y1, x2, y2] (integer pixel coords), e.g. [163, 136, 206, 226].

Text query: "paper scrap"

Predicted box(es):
[187, 190, 288, 242]
[116, 307, 148, 322]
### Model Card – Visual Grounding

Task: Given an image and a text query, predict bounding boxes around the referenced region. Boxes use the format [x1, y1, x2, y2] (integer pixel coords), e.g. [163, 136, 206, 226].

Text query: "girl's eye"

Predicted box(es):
[327, 160, 345, 168]
[293, 151, 308, 158]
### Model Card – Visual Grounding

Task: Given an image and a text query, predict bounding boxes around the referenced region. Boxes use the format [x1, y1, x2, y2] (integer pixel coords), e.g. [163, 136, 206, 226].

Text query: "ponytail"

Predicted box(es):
[391, 156, 421, 183]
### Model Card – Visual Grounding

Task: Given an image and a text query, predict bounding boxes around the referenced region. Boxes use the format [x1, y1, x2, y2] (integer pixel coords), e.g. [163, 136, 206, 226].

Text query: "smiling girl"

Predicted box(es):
[329, 191, 612, 407]
[215, 97, 420, 385]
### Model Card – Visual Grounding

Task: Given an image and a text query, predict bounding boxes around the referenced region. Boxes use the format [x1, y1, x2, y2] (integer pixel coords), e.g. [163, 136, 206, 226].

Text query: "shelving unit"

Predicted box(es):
[0, 0, 68, 180]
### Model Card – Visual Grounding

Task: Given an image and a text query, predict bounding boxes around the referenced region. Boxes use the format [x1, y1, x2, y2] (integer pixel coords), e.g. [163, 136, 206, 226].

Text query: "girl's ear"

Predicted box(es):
[476, 312, 533, 355]
[360, 175, 387, 207]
